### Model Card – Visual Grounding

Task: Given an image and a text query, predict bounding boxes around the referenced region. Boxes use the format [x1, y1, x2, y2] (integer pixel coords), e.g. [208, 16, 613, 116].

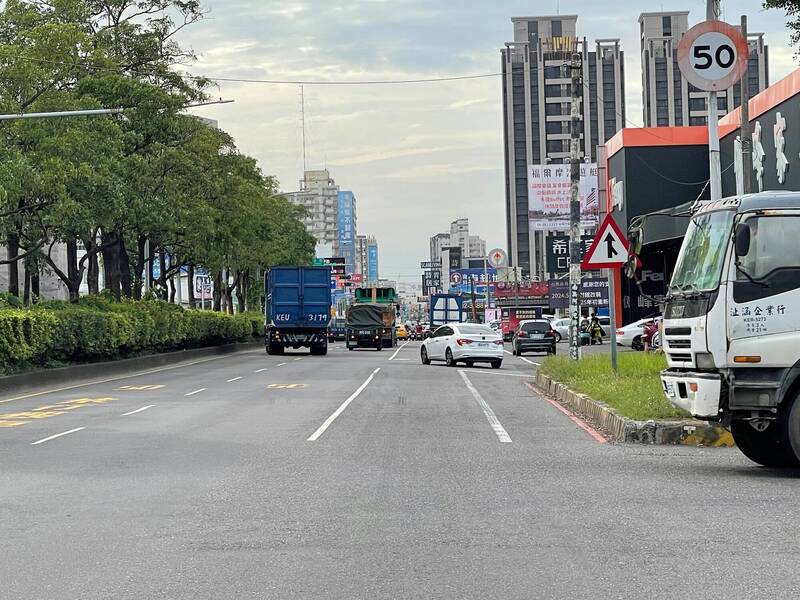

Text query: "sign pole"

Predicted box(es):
[568, 51, 582, 361]
[607, 268, 618, 373]
[739, 14, 753, 195]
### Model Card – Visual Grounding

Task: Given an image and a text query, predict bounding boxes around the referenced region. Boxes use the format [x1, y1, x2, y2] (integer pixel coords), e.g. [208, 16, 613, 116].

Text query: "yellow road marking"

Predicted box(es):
[0, 397, 116, 429]
[0, 351, 258, 406]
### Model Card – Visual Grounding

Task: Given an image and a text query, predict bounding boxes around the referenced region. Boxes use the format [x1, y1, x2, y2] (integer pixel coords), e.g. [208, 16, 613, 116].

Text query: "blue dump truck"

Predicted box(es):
[264, 266, 332, 356]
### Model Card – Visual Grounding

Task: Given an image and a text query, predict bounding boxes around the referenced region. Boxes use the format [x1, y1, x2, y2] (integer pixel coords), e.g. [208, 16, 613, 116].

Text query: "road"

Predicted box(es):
[2, 341, 799, 599]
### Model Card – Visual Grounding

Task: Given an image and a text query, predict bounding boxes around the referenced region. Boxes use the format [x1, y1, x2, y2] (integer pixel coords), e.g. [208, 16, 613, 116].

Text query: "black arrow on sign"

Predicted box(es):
[604, 233, 618, 258]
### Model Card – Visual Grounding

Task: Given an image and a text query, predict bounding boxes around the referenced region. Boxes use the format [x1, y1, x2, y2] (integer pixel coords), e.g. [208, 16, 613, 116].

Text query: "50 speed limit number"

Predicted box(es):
[677, 20, 749, 92]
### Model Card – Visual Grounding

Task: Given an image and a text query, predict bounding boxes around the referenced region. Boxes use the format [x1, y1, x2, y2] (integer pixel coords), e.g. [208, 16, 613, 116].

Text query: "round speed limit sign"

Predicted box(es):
[677, 20, 749, 91]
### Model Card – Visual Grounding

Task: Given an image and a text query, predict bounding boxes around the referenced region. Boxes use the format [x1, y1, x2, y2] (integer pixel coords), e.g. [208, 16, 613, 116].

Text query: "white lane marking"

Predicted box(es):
[31, 427, 85, 446]
[294, 358, 303, 361]
[0, 350, 263, 407]
[466, 371, 535, 378]
[226, 377, 243, 383]
[254, 368, 268, 373]
[388, 341, 410, 361]
[308, 368, 381, 441]
[503, 349, 541, 366]
[123, 404, 156, 416]
[518, 356, 541, 366]
[185, 388, 207, 397]
[459, 370, 512, 443]
[277, 362, 288, 367]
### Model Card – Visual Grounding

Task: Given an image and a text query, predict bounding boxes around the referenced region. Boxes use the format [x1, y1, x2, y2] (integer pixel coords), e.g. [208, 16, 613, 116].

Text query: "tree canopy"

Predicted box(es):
[0, 0, 315, 310]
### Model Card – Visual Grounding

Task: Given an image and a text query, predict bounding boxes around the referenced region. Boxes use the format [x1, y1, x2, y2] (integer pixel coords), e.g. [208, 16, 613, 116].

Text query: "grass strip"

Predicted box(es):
[539, 352, 689, 421]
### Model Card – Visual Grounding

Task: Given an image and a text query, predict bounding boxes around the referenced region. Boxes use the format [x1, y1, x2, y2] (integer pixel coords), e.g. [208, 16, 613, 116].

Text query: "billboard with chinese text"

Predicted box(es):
[337, 191, 356, 274]
[528, 163, 599, 231]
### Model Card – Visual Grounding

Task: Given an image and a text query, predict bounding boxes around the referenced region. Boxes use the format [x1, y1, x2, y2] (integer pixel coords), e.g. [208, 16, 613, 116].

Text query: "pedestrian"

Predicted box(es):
[589, 315, 605, 345]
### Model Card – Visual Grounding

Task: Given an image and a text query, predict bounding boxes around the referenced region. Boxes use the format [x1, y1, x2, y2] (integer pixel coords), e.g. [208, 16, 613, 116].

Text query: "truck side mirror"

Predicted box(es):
[624, 254, 638, 280]
[628, 227, 643, 257]
[735, 223, 751, 257]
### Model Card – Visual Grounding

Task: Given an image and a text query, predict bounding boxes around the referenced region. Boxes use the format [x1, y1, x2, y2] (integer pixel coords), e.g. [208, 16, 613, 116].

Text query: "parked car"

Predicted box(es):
[512, 319, 557, 356]
[420, 323, 504, 369]
[615, 314, 661, 350]
[550, 317, 570, 342]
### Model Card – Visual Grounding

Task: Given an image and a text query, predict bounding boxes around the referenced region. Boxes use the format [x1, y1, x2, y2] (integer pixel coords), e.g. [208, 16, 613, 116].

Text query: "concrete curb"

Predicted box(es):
[0, 341, 262, 396]
[533, 372, 735, 447]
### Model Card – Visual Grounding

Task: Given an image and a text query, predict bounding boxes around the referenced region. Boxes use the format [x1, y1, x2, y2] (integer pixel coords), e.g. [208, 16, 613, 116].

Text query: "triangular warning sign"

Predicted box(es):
[581, 214, 630, 269]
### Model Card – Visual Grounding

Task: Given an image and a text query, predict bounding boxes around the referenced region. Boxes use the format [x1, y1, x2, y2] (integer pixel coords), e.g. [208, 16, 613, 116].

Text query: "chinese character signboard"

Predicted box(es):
[367, 244, 378, 282]
[528, 163, 599, 231]
[493, 281, 550, 300]
[548, 278, 609, 309]
[546, 235, 594, 273]
[449, 268, 497, 295]
[337, 191, 356, 274]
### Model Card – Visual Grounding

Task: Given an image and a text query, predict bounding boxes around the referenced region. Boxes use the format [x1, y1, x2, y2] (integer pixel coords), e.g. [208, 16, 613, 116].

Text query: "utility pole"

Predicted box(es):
[484, 256, 490, 322]
[568, 52, 582, 361]
[740, 14, 753, 195]
[707, 0, 722, 200]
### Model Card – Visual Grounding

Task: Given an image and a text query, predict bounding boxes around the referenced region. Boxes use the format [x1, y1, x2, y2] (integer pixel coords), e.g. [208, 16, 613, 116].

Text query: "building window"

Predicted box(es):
[551, 20, 562, 37]
[662, 15, 671, 37]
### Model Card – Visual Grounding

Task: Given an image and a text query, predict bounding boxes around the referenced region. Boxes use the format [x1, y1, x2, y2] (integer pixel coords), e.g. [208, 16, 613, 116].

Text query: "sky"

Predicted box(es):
[180, 0, 797, 284]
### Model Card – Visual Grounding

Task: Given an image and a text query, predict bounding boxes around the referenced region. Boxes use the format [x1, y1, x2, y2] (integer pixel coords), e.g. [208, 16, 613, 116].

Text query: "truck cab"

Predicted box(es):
[657, 192, 800, 466]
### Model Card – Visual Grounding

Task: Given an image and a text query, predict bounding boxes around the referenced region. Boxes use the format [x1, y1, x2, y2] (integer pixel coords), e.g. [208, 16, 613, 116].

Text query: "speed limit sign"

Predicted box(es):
[677, 20, 749, 91]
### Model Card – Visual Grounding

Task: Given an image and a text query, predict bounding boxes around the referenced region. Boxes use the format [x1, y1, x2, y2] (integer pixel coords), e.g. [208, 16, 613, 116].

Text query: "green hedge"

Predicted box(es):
[0, 298, 264, 375]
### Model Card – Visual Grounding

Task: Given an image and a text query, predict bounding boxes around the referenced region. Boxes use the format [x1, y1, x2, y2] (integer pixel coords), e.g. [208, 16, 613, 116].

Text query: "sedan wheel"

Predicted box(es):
[445, 348, 457, 367]
[555, 332, 562, 343]
[421, 347, 431, 365]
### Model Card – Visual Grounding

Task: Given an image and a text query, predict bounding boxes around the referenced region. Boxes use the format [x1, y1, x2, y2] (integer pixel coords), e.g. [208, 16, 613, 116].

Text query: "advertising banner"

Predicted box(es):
[337, 191, 356, 274]
[367, 245, 378, 282]
[528, 163, 599, 230]
[449, 268, 497, 295]
[545, 235, 594, 273]
[548, 278, 609, 309]
[493, 281, 550, 299]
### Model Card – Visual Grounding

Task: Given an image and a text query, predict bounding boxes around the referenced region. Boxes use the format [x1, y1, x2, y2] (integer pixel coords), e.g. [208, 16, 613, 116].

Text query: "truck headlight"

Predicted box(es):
[695, 352, 715, 369]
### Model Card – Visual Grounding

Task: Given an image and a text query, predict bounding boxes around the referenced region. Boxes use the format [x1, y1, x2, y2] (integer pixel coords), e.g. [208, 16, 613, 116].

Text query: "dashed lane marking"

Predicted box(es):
[254, 368, 268, 373]
[277, 363, 288, 367]
[459, 370, 512, 443]
[0, 351, 260, 406]
[185, 388, 207, 397]
[226, 377, 243, 383]
[267, 384, 309, 389]
[294, 358, 304, 361]
[123, 405, 156, 416]
[31, 427, 85, 446]
[308, 368, 381, 442]
[115, 385, 164, 391]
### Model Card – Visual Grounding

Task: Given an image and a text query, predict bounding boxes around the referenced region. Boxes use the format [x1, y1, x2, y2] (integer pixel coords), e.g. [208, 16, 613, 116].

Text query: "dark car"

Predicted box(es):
[512, 319, 557, 356]
[328, 317, 347, 342]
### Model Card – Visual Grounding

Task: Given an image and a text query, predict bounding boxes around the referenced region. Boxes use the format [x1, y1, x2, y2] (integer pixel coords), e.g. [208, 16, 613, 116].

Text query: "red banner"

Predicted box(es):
[493, 281, 550, 298]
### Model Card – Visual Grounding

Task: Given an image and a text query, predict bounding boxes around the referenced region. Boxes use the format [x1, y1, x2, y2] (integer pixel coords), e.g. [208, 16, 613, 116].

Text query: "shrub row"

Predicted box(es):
[0, 298, 264, 375]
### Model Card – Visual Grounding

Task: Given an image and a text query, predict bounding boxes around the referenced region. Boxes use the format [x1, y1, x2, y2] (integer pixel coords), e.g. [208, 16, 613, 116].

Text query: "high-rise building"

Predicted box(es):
[501, 15, 625, 276]
[639, 11, 768, 127]
[285, 170, 358, 273]
[429, 219, 486, 265]
[355, 235, 379, 282]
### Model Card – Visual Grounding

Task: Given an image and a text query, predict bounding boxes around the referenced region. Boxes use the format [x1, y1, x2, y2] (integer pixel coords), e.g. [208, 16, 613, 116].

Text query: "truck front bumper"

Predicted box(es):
[660, 369, 722, 418]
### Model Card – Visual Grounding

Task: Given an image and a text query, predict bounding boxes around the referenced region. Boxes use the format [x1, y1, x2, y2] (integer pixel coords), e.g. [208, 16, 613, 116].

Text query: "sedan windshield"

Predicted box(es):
[670, 209, 735, 292]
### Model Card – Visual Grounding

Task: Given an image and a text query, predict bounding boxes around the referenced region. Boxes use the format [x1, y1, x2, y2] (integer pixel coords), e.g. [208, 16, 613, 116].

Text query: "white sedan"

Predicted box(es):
[421, 323, 504, 369]
[615, 315, 660, 349]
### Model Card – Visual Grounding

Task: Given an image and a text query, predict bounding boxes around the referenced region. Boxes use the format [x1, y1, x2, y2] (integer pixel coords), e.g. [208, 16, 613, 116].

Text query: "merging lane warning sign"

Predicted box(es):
[581, 214, 630, 269]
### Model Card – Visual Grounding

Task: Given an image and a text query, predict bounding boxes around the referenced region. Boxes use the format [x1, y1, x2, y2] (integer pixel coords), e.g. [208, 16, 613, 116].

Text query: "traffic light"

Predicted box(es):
[343, 274, 353, 288]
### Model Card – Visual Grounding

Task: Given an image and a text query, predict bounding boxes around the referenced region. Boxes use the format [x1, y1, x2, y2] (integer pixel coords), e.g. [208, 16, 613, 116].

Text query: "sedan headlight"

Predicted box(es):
[695, 352, 715, 369]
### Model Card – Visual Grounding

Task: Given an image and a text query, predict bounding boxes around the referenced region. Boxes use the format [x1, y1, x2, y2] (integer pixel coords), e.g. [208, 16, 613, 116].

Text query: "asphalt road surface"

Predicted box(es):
[2, 341, 799, 599]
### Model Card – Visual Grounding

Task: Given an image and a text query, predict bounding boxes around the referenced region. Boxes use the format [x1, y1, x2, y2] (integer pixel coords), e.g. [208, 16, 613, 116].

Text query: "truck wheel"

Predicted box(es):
[779, 390, 800, 465]
[376, 344, 383, 351]
[731, 420, 798, 467]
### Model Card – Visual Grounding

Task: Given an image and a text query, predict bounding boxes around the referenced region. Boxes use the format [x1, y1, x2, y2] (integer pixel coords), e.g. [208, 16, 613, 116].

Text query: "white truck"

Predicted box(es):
[652, 192, 800, 467]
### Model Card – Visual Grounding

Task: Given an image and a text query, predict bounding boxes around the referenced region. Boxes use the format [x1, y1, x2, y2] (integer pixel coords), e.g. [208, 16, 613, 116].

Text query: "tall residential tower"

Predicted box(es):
[501, 15, 625, 276]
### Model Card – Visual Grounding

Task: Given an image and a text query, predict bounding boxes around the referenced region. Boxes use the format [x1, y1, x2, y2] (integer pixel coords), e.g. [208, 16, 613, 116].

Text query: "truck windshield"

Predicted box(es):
[670, 209, 734, 293]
